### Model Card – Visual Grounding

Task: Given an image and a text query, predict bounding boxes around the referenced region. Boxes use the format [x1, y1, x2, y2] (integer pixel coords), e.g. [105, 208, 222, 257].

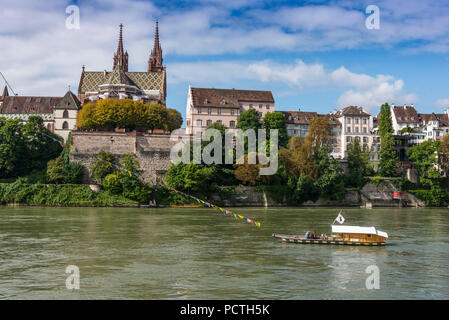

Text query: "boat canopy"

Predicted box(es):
[331, 225, 388, 238]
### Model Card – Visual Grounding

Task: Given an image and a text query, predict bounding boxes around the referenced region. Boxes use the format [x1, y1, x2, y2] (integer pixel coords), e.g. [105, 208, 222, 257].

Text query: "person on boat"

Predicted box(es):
[305, 231, 310, 239]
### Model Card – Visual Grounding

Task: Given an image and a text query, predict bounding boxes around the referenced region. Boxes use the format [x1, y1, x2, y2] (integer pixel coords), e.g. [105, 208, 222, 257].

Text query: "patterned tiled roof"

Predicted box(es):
[191, 87, 274, 108]
[55, 90, 81, 110]
[79, 70, 164, 93]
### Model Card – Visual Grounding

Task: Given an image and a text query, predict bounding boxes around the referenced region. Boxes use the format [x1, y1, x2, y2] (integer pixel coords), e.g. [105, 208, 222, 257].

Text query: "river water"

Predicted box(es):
[0, 206, 448, 299]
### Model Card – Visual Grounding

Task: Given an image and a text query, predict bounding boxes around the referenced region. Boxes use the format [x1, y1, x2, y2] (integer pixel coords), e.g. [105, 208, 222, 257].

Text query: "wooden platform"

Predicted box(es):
[272, 233, 386, 246]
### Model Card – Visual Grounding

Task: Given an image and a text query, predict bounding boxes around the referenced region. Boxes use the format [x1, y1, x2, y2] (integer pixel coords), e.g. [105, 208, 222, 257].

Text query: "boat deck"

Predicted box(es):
[272, 233, 386, 246]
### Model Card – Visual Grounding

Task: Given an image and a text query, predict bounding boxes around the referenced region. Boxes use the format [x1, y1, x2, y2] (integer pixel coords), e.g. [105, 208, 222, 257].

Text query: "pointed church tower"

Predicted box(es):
[113, 24, 129, 72]
[148, 20, 164, 72]
[1, 85, 8, 104]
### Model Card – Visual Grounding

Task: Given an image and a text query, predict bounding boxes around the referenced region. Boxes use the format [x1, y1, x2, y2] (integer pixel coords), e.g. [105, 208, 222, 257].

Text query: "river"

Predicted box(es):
[0, 206, 448, 299]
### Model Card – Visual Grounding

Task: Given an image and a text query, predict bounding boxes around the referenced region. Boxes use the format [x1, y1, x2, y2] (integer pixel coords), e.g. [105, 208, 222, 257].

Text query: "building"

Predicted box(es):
[389, 105, 449, 144]
[281, 110, 342, 157]
[0, 86, 80, 141]
[77, 22, 166, 106]
[185, 86, 274, 134]
[391, 104, 420, 134]
[53, 89, 82, 141]
[333, 106, 380, 161]
[419, 112, 449, 141]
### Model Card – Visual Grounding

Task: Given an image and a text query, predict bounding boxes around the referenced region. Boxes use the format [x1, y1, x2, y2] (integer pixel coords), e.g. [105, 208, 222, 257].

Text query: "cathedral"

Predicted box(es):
[77, 21, 167, 106]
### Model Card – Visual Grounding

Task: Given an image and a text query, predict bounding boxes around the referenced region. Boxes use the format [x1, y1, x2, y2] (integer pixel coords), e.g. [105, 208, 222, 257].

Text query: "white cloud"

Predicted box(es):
[435, 98, 449, 109]
[169, 59, 418, 110]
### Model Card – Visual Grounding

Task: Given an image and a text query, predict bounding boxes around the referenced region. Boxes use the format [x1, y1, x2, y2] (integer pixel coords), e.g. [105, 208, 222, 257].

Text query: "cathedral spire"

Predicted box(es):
[148, 20, 163, 72]
[113, 23, 129, 72]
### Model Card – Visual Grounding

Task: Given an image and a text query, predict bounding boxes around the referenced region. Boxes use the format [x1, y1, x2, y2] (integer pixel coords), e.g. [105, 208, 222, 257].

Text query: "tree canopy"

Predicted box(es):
[0, 116, 62, 178]
[77, 99, 182, 132]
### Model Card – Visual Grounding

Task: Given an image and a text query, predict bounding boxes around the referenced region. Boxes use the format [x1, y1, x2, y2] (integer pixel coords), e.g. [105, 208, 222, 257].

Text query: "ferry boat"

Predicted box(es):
[272, 212, 388, 246]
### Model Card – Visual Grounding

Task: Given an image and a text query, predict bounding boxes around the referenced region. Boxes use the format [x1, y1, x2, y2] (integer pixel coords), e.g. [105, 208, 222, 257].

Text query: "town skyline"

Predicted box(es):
[2, 0, 449, 122]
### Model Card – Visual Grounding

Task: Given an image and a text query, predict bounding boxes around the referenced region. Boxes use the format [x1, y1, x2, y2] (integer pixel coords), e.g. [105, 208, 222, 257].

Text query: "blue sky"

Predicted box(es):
[1, 0, 449, 123]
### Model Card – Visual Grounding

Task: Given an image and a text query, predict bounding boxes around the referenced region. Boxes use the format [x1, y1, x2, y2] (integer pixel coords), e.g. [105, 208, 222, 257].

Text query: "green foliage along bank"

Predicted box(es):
[0, 179, 138, 206]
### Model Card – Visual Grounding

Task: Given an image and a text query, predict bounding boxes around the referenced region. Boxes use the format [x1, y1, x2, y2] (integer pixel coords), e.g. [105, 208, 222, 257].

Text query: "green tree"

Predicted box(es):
[166, 162, 216, 195]
[440, 134, 449, 176]
[263, 111, 288, 147]
[144, 103, 169, 132]
[90, 150, 116, 183]
[0, 117, 62, 178]
[407, 139, 441, 188]
[46, 156, 65, 184]
[237, 108, 262, 131]
[345, 139, 369, 188]
[378, 102, 398, 176]
[314, 146, 346, 200]
[166, 108, 183, 132]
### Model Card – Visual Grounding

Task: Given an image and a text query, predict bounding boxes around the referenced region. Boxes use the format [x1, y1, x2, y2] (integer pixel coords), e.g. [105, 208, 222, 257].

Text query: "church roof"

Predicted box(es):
[0, 95, 62, 114]
[106, 64, 134, 86]
[55, 90, 81, 110]
[78, 70, 164, 93]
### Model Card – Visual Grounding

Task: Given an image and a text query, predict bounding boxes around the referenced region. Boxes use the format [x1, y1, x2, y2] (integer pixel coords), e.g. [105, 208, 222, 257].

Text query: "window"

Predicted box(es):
[231, 109, 235, 115]
[363, 127, 367, 133]
[239, 103, 243, 108]
[196, 119, 202, 127]
[46, 98, 51, 103]
[346, 136, 352, 142]
[355, 118, 359, 124]
[206, 120, 212, 126]
[25, 97, 31, 102]
[186, 120, 190, 127]
[259, 104, 263, 109]
[249, 104, 253, 108]
[217, 108, 221, 115]
[355, 127, 359, 133]
[363, 118, 367, 125]
[355, 136, 360, 142]
[266, 104, 270, 109]
[208, 108, 211, 115]
[35, 98, 41, 103]
[197, 108, 202, 114]
[62, 121, 69, 129]
[217, 120, 222, 124]
[258, 112, 262, 118]
[346, 118, 351, 124]
[363, 137, 368, 143]
[347, 127, 351, 133]
[229, 121, 235, 128]
[63, 110, 69, 118]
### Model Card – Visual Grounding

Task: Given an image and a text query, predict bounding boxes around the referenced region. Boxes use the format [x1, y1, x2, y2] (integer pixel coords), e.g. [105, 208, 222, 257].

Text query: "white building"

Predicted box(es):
[333, 106, 380, 161]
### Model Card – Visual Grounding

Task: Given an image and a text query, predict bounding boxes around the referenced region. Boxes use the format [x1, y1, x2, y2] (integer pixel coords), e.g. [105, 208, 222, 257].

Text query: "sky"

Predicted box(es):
[1, 0, 449, 123]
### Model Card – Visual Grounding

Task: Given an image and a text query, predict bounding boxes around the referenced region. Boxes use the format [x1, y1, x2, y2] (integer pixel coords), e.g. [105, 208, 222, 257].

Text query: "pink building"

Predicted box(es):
[185, 85, 275, 134]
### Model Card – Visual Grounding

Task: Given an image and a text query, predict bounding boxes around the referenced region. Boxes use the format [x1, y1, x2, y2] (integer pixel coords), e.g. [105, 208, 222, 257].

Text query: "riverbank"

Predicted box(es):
[0, 181, 138, 207]
[1, 180, 448, 208]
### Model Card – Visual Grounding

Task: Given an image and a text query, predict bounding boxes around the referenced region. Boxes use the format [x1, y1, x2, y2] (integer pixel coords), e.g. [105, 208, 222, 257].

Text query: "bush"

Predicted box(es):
[0, 181, 137, 206]
[409, 189, 449, 206]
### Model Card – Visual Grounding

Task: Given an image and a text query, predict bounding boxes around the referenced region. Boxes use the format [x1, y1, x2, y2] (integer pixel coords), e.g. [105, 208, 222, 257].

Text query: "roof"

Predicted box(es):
[419, 113, 449, 126]
[78, 70, 164, 93]
[282, 111, 317, 124]
[0, 95, 62, 114]
[331, 225, 388, 238]
[55, 90, 81, 110]
[392, 106, 419, 123]
[190, 87, 274, 108]
[336, 106, 371, 117]
[282, 111, 341, 126]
